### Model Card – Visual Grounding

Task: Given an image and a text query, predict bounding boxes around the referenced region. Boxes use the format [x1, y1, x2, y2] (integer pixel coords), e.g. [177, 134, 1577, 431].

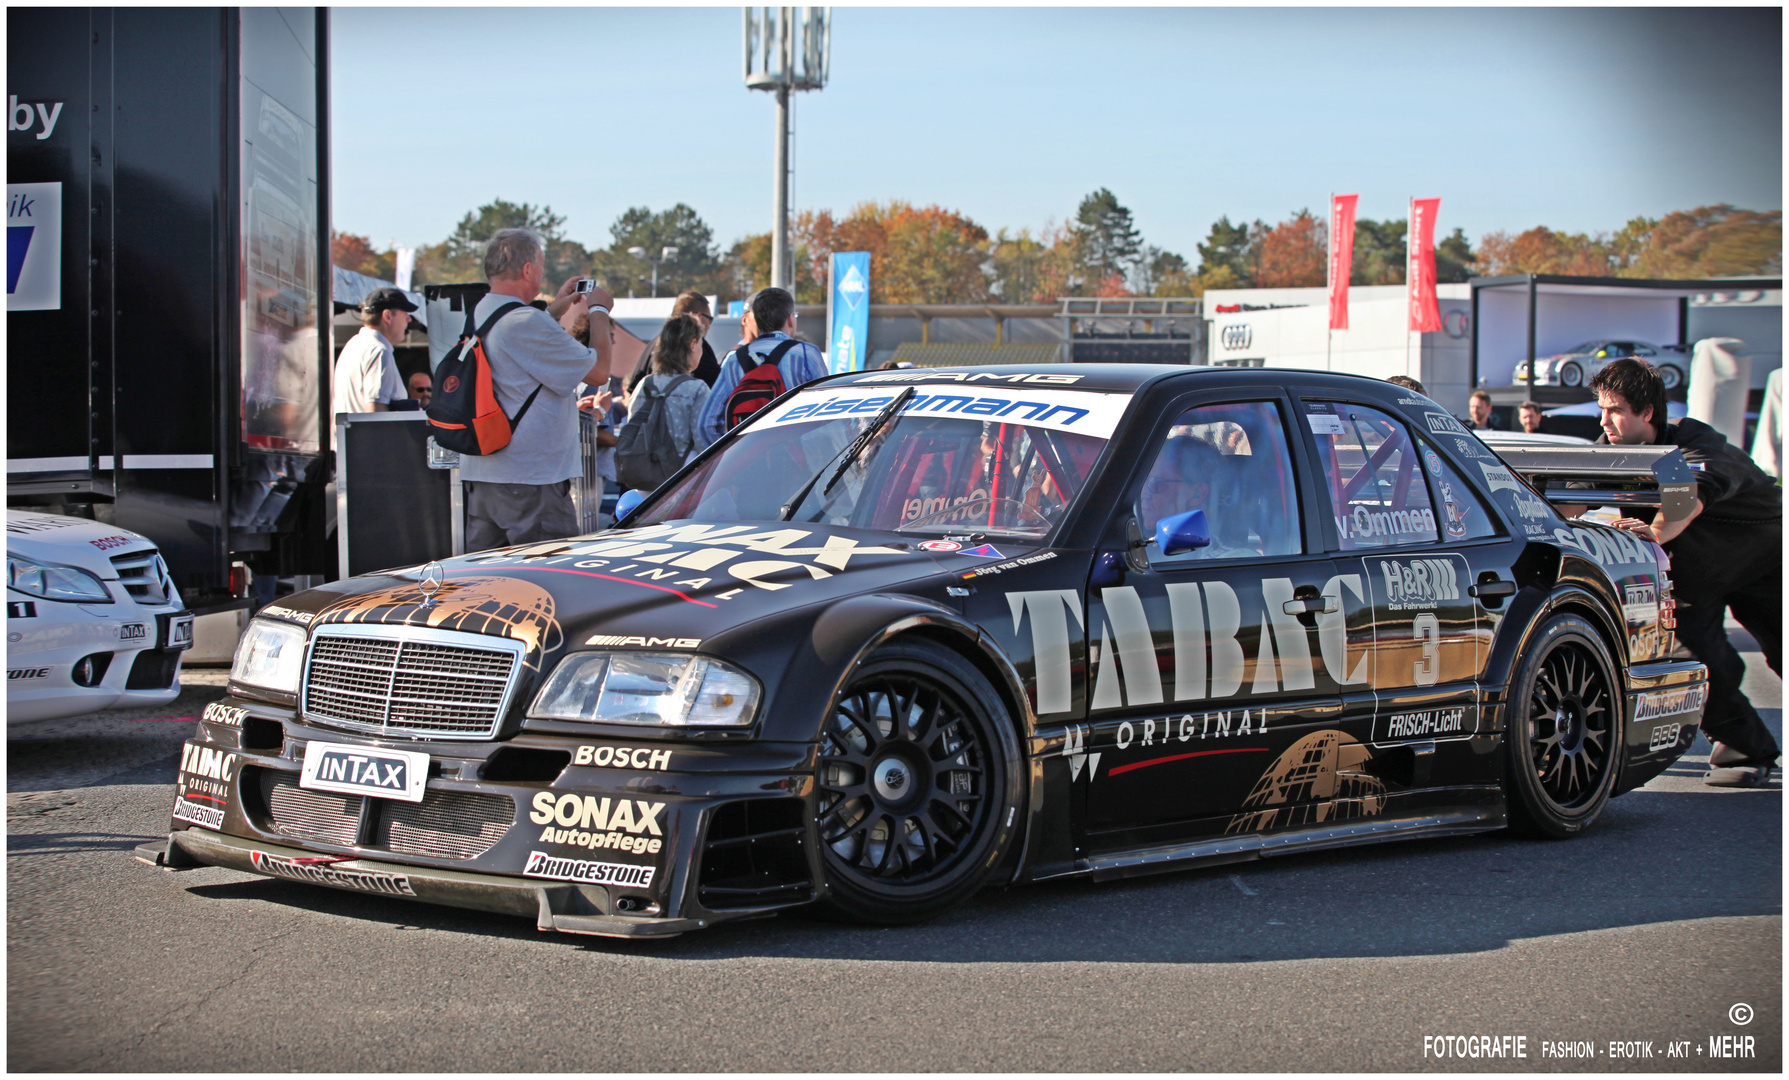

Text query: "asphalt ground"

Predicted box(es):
[7, 641, 1780, 1073]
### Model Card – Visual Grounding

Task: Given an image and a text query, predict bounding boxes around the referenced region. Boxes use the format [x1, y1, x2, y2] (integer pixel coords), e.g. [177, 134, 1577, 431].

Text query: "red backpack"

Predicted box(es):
[724, 339, 799, 429]
[425, 301, 537, 455]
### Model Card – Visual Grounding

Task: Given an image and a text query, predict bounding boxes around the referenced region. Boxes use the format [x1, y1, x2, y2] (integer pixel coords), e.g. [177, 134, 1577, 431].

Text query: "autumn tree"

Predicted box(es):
[331, 231, 395, 280]
[1255, 210, 1327, 288]
[1475, 227, 1613, 277]
[1620, 205, 1783, 278]
[987, 225, 1076, 304]
[795, 201, 991, 304]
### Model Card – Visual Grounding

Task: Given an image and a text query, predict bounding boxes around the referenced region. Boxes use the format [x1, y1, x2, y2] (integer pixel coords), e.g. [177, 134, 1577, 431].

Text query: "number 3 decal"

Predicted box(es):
[1413, 612, 1440, 686]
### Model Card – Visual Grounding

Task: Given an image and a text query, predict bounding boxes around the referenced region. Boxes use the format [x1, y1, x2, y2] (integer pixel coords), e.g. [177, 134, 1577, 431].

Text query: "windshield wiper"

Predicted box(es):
[779, 386, 915, 521]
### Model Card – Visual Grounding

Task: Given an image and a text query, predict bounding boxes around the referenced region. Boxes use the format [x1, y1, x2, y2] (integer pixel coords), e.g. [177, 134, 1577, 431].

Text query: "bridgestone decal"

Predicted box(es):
[171, 796, 225, 830]
[523, 850, 656, 888]
[1634, 685, 1707, 723]
[249, 851, 417, 896]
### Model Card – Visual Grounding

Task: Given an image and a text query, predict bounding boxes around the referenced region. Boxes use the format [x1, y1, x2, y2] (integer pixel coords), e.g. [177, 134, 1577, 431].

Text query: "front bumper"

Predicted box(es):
[6, 597, 189, 722]
[141, 702, 821, 938]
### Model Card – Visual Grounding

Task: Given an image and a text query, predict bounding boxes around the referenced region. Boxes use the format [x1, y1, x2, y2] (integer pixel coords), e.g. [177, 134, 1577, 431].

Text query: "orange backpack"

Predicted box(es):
[425, 301, 537, 455]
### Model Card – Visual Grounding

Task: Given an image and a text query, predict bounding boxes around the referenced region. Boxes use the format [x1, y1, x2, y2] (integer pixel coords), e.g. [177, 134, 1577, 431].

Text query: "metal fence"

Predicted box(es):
[569, 410, 604, 535]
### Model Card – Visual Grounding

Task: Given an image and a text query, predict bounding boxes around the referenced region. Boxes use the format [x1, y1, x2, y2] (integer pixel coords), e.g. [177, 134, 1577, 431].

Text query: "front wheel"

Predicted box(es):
[813, 638, 1022, 923]
[1657, 364, 1684, 390]
[1559, 361, 1585, 387]
[1505, 614, 1622, 838]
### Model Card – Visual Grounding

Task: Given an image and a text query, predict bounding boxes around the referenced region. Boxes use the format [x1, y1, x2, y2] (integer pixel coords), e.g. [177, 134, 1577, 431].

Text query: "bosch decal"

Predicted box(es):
[202, 701, 250, 727]
[573, 745, 673, 770]
[87, 534, 132, 551]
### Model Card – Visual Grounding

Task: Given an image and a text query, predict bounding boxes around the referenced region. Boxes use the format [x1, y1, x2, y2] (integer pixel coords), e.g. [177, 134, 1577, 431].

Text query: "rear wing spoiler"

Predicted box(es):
[1492, 445, 1699, 523]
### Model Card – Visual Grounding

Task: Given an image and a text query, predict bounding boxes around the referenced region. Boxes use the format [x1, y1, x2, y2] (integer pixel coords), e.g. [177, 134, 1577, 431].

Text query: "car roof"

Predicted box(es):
[820, 363, 1422, 400]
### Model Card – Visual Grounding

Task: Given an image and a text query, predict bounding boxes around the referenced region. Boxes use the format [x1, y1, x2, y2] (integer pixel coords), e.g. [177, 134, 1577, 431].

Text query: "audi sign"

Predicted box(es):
[1219, 323, 1253, 351]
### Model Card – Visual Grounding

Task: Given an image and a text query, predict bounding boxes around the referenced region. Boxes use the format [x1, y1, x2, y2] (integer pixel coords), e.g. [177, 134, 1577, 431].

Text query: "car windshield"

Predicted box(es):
[633, 380, 1127, 537]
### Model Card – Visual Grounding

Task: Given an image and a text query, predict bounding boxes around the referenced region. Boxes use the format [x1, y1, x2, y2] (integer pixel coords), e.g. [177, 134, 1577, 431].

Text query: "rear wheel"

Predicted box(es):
[1559, 361, 1585, 387]
[1505, 614, 1622, 838]
[1658, 364, 1684, 391]
[814, 639, 1022, 923]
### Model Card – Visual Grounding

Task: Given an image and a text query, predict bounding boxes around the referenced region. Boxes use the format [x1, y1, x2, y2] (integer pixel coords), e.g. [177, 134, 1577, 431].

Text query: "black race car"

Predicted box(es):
[138, 366, 1708, 937]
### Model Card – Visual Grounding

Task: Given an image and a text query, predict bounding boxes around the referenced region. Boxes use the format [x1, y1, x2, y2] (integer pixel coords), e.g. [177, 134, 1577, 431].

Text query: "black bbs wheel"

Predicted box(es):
[1506, 614, 1622, 838]
[814, 638, 1022, 923]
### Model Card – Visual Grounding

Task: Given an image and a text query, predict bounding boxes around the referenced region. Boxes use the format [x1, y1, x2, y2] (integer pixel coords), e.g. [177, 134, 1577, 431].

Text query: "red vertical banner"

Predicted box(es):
[1328, 194, 1358, 330]
[1407, 197, 1442, 333]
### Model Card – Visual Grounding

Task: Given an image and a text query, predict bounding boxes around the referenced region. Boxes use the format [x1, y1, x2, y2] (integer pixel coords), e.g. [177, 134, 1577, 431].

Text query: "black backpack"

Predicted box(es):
[615, 374, 695, 491]
[425, 301, 537, 455]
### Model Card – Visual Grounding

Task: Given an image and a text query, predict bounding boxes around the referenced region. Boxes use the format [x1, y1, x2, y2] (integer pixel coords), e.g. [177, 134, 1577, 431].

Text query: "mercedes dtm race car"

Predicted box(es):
[8, 510, 194, 722]
[137, 367, 1707, 938]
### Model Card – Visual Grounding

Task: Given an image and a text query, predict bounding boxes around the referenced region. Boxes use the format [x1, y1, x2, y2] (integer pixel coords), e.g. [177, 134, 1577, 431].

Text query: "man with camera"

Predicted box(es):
[459, 228, 614, 550]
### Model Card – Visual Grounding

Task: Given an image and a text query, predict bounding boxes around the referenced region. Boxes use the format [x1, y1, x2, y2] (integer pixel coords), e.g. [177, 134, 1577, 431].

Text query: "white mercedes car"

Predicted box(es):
[7, 510, 194, 722]
[1513, 340, 1689, 390]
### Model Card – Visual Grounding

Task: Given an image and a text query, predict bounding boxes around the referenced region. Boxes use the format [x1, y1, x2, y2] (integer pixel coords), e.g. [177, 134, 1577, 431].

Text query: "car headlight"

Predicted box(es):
[230, 617, 308, 695]
[6, 555, 113, 603]
[529, 652, 761, 728]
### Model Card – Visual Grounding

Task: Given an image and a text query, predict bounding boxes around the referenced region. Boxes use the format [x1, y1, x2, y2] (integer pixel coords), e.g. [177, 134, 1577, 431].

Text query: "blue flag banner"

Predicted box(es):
[828, 251, 871, 374]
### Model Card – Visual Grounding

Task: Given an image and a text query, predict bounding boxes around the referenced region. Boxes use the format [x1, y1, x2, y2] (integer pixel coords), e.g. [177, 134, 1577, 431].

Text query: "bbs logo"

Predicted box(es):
[1220, 324, 1252, 351]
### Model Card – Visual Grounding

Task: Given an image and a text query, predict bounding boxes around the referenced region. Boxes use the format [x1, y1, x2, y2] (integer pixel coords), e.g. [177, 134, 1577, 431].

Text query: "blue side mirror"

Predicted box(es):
[1156, 509, 1211, 556]
[614, 489, 647, 524]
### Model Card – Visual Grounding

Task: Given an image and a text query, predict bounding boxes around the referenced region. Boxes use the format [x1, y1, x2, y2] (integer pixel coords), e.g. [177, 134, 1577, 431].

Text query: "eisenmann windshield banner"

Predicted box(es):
[763, 383, 1133, 438]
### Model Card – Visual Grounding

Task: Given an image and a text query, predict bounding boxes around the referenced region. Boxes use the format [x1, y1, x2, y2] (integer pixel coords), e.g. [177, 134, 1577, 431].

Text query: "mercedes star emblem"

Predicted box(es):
[418, 562, 446, 605]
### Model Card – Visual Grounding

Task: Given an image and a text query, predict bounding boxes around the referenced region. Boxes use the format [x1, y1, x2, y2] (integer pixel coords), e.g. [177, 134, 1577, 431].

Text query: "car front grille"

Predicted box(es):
[301, 626, 523, 740]
[264, 773, 363, 846]
[110, 549, 170, 605]
[379, 790, 515, 861]
[259, 771, 514, 861]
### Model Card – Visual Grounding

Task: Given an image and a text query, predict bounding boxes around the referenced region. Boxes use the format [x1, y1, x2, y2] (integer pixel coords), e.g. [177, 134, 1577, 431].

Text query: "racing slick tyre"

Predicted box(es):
[1559, 361, 1585, 388]
[1657, 363, 1684, 391]
[813, 638, 1023, 924]
[1505, 614, 1623, 839]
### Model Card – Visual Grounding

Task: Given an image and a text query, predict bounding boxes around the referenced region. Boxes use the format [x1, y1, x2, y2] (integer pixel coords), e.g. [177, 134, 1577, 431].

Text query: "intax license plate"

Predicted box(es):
[299, 742, 430, 803]
[165, 613, 195, 650]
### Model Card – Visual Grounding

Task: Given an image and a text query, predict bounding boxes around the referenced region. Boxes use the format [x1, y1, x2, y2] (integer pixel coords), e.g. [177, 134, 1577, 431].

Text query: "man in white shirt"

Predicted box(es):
[332, 287, 416, 414]
[461, 228, 614, 549]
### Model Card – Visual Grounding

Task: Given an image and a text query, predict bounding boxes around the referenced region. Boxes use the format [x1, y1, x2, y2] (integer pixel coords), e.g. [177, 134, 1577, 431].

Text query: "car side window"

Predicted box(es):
[1136, 400, 1301, 563]
[1307, 402, 1440, 549]
[1416, 436, 1500, 541]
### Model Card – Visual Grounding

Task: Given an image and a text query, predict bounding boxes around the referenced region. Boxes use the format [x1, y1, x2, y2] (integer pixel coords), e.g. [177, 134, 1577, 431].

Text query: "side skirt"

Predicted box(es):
[1034, 796, 1505, 884]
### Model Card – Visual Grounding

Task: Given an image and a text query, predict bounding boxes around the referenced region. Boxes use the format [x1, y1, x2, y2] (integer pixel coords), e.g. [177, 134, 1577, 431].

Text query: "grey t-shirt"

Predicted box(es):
[458, 294, 597, 485]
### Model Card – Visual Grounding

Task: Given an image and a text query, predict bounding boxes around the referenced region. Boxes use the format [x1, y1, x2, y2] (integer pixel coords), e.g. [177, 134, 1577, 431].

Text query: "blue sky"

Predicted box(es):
[332, 6, 1782, 262]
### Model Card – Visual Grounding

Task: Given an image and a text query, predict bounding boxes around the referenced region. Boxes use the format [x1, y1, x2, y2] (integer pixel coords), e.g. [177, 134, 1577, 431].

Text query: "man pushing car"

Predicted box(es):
[1589, 357, 1780, 787]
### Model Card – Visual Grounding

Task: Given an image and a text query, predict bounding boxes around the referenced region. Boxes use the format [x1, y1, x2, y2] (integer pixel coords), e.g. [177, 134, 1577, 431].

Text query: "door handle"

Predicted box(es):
[1283, 596, 1339, 616]
[1468, 580, 1517, 598]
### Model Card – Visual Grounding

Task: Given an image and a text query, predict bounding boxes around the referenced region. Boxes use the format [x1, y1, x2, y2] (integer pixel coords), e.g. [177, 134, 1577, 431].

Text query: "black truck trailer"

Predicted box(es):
[8, 7, 332, 611]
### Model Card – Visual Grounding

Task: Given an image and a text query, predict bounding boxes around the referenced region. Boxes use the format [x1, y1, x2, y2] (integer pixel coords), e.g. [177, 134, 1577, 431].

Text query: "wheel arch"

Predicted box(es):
[804, 593, 1039, 886]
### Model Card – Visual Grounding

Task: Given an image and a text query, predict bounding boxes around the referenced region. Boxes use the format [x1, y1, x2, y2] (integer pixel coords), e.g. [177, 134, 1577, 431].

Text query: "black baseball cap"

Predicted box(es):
[362, 287, 419, 315]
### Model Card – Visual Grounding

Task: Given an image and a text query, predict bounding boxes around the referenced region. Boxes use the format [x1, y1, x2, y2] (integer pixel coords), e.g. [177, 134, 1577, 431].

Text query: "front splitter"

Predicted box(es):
[142, 828, 716, 939]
